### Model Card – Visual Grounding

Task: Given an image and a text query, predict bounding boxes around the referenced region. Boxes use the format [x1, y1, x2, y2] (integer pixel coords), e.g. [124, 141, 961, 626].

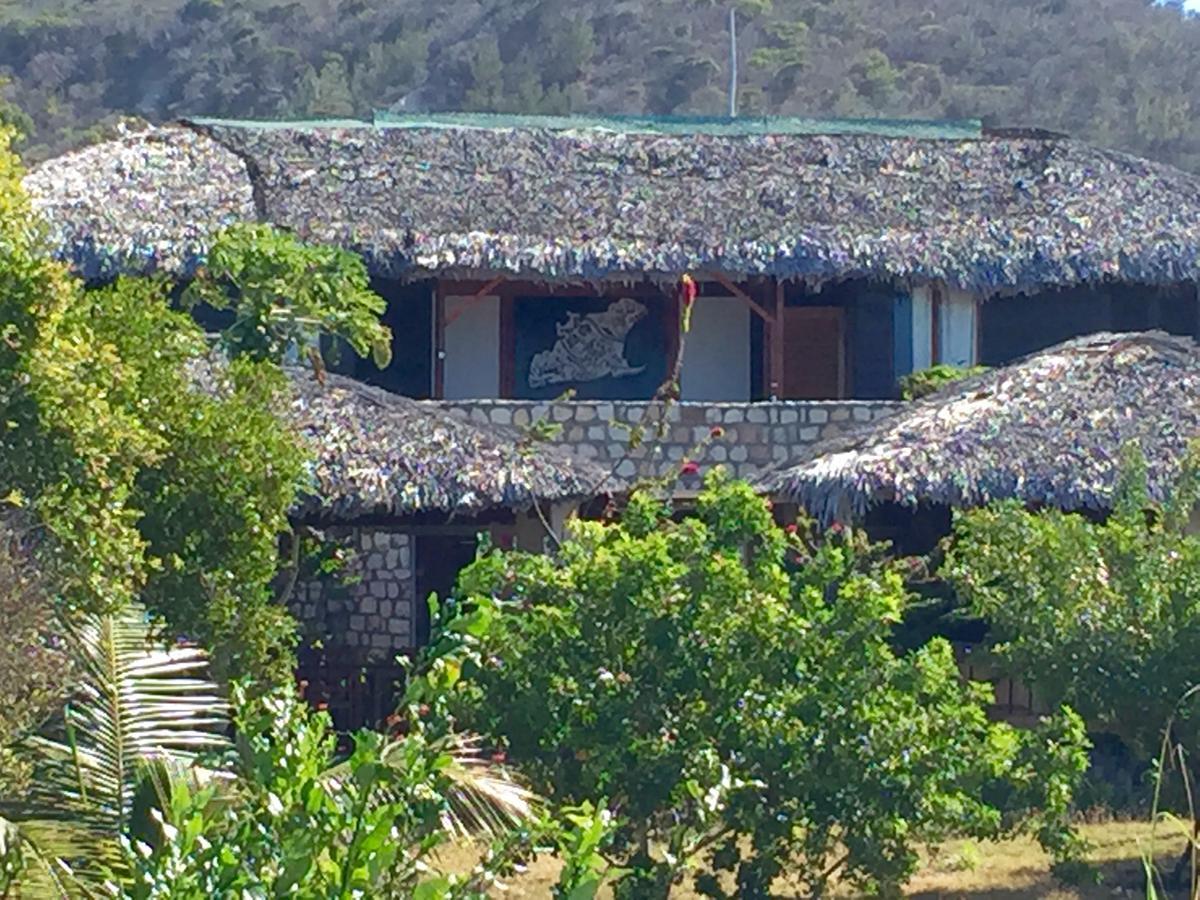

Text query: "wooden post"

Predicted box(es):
[433, 281, 446, 399]
[770, 279, 785, 400]
[930, 284, 943, 365]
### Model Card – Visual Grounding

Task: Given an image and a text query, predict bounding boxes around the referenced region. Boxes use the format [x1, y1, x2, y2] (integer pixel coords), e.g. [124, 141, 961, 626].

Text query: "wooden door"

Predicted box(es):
[414, 534, 480, 647]
[781, 307, 845, 399]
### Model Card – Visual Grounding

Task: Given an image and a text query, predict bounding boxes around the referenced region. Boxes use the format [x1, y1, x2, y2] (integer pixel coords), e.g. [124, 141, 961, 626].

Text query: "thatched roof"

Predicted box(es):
[24, 115, 1200, 293]
[763, 332, 1200, 523]
[284, 368, 607, 520]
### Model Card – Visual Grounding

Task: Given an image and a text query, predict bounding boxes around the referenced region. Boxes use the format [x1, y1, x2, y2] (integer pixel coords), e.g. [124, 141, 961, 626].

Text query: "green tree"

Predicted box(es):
[296, 54, 359, 119]
[0, 130, 390, 682]
[946, 449, 1200, 763]
[442, 472, 1089, 897]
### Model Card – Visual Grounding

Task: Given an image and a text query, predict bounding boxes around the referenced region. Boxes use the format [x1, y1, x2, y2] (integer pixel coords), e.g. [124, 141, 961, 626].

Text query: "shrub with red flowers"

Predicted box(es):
[436, 471, 1089, 898]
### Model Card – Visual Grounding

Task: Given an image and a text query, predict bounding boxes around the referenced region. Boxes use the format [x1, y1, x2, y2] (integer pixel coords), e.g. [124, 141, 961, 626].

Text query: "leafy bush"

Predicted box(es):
[441, 472, 1089, 897]
[946, 448, 1200, 764]
[898, 364, 987, 400]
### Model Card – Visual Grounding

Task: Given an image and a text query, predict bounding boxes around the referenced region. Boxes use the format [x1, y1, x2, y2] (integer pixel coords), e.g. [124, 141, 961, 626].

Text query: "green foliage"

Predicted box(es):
[946, 447, 1200, 761]
[184, 223, 391, 372]
[0, 601, 231, 895]
[442, 471, 1089, 896]
[0, 138, 393, 683]
[123, 677, 603, 899]
[126, 685, 417, 897]
[0, 608, 580, 898]
[899, 363, 988, 400]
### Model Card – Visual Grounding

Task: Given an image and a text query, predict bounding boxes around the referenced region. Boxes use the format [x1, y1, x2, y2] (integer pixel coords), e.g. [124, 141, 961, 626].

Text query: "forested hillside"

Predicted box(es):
[1, 0, 1199, 171]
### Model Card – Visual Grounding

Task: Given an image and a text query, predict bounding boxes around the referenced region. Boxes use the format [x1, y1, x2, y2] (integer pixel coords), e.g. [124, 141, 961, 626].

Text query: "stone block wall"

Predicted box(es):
[431, 400, 904, 483]
[291, 527, 417, 663]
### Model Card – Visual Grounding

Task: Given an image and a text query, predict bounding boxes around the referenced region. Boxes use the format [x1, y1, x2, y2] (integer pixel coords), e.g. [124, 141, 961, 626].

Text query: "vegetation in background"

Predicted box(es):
[1, 1, 1199, 172]
[947, 449, 1200, 764]
[948, 447, 1200, 890]
[440, 472, 1089, 897]
[899, 363, 988, 400]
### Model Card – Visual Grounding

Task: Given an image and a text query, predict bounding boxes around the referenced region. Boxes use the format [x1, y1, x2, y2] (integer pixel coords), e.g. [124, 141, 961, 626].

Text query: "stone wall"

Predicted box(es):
[431, 400, 904, 483]
[291, 527, 417, 663]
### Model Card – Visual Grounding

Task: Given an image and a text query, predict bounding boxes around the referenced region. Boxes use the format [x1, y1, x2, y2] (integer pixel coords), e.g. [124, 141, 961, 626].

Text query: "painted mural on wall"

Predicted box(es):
[529, 297, 647, 388]
[514, 295, 668, 400]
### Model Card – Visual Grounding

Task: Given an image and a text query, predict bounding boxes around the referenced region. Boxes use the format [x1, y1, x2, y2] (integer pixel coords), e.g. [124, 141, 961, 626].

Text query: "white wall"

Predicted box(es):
[443, 295, 500, 399]
[682, 296, 751, 400]
[910, 284, 977, 369]
[940, 287, 977, 367]
[912, 285, 934, 370]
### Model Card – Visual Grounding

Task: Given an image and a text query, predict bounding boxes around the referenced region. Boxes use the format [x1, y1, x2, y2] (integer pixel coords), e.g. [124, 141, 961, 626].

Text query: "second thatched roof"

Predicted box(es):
[763, 332, 1200, 523]
[284, 368, 608, 520]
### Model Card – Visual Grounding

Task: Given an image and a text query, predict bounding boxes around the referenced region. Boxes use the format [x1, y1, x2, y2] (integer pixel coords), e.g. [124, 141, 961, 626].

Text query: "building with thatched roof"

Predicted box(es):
[28, 114, 1200, 724]
[25, 114, 1200, 417]
[763, 331, 1200, 534]
[280, 366, 607, 726]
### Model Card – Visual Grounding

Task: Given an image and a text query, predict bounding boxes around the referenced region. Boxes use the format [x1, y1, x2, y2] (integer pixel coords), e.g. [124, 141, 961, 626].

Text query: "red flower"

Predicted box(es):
[785, 524, 798, 535]
[829, 522, 845, 535]
[680, 460, 700, 476]
[680, 274, 698, 308]
[710, 426, 725, 439]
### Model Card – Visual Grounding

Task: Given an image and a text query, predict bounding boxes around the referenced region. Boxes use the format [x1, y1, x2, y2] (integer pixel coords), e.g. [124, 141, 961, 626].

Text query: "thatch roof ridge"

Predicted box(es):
[283, 367, 609, 520]
[763, 331, 1200, 522]
[24, 118, 1200, 292]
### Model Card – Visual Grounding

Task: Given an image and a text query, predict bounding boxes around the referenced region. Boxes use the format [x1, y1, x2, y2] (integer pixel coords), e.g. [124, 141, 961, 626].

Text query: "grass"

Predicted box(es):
[440, 821, 1186, 898]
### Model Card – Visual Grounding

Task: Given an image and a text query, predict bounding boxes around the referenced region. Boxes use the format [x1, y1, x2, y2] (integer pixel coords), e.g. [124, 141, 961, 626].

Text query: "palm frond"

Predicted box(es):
[397, 733, 539, 839]
[29, 603, 231, 834]
[3, 602, 231, 893]
[0, 813, 91, 899]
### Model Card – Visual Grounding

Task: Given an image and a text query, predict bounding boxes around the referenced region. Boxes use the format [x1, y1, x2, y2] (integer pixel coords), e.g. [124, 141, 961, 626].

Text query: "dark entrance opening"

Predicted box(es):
[414, 534, 481, 646]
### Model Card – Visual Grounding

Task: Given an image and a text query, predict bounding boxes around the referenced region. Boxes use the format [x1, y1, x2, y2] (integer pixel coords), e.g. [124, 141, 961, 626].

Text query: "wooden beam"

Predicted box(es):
[442, 276, 503, 328]
[433, 281, 446, 399]
[709, 271, 775, 323]
[439, 278, 642, 299]
[770, 279, 785, 400]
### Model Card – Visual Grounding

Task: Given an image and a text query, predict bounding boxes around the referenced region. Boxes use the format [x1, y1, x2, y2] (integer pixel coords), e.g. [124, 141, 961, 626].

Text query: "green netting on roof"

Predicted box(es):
[188, 112, 984, 140]
[187, 116, 373, 130]
[371, 111, 984, 139]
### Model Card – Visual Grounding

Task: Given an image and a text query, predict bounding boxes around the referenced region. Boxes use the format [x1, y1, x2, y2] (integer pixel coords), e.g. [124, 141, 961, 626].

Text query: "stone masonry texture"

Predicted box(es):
[291, 527, 416, 664]
[432, 400, 903, 484]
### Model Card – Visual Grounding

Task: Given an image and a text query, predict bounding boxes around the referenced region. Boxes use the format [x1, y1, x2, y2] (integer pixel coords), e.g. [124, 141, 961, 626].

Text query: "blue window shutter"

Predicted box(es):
[893, 292, 914, 382]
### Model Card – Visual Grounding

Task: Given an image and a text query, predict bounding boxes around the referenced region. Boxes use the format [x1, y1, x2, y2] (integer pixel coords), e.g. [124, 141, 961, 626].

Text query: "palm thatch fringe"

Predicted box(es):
[763, 331, 1200, 523]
